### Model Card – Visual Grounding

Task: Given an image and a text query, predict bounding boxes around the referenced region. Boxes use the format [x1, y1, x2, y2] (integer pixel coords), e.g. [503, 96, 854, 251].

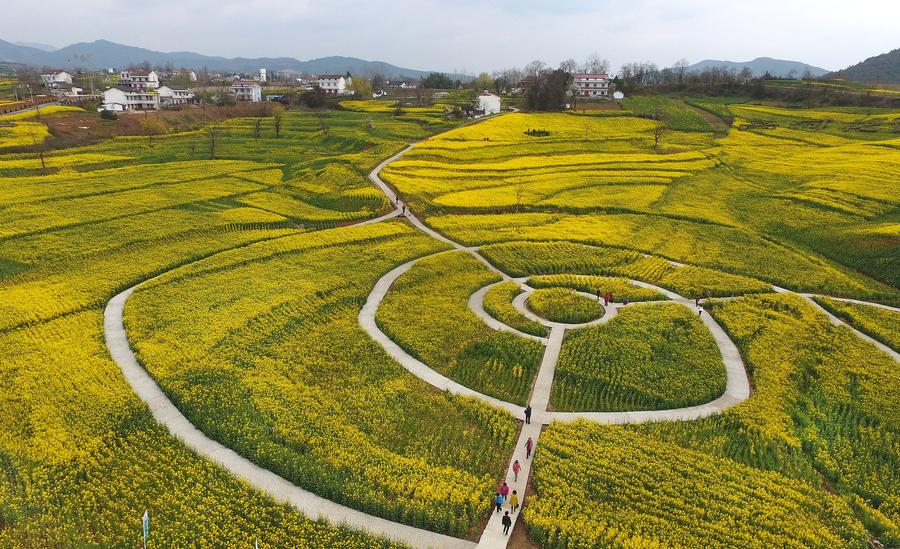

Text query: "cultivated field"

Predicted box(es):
[1, 96, 898, 548]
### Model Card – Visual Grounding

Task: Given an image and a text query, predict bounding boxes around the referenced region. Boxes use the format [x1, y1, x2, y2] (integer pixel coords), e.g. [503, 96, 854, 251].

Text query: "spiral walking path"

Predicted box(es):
[104, 140, 899, 549]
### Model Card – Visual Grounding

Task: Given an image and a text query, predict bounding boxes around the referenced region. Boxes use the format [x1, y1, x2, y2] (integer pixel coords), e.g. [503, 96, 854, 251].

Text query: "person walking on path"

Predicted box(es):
[603, 292, 610, 306]
[525, 437, 534, 459]
[623, 298, 629, 306]
[695, 296, 701, 307]
[524, 404, 532, 424]
[512, 460, 521, 482]
[609, 293, 614, 304]
[502, 511, 512, 535]
[597, 289, 602, 303]
[494, 492, 503, 513]
[500, 482, 510, 503]
[509, 490, 520, 513]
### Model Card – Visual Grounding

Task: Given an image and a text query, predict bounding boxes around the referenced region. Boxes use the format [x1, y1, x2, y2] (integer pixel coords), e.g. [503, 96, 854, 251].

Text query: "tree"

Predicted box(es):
[672, 58, 690, 86]
[272, 104, 285, 138]
[420, 72, 453, 89]
[207, 122, 220, 159]
[525, 69, 571, 111]
[371, 73, 386, 92]
[139, 115, 166, 148]
[524, 60, 547, 77]
[582, 53, 609, 74]
[515, 182, 526, 213]
[653, 110, 668, 149]
[559, 58, 578, 73]
[253, 118, 262, 139]
[473, 72, 493, 91]
[349, 76, 373, 98]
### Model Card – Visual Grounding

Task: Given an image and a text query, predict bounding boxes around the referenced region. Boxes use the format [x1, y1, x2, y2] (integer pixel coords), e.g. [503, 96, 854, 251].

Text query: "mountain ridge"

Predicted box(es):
[0, 38, 464, 79]
[828, 48, 900, 83]
[686, 57, 829, 78]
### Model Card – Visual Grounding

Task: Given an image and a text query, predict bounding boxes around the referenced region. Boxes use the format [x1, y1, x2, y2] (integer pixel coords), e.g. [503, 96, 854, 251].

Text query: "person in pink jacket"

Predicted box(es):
[512, 459, 522, 481]
[499, 481, 510, 502]
[525, 437, 534, 458]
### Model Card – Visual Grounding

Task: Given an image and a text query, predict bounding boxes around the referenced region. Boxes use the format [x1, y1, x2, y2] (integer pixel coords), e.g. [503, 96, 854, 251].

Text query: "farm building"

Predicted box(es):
[573, 73, 610, 98]
[100, 86, 160, 111]
[119, 69, 160, 90]
[314, 75, 352, 95]
[477, 91, 501, 115]
[232, 80, 262, 102]
[157, 86, 195, 106]
[40, 71, 73, 86]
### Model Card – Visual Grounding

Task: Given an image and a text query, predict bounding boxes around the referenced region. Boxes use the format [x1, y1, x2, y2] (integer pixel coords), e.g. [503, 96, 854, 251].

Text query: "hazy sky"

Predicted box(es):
[6, 0, 899, 73]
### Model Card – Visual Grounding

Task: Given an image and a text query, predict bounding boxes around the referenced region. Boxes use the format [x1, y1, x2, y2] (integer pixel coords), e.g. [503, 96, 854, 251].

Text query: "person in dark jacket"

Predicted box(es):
[524, 404, 532, 424]
[502, 511, 512, 535]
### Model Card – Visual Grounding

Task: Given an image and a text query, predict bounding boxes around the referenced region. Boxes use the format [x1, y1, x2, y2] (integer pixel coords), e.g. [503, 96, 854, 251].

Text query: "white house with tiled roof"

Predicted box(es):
[573, 72, 610, 98]
[101, 86, 159, 111]
[231, 80, 262, 102]
[314, 74, 351, 95]
[476, 91, 501, 115]
[41, 71, 73, 86]
[119, 69, 160, 90]
[157, 85, 195, 106]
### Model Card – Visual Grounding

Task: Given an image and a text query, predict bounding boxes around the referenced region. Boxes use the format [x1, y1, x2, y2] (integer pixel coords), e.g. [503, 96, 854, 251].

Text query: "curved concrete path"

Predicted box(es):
[104, 133, 900, 549]
[105, 287, 474, 549]
[799, 293, 899, 363]
[358, 252, 526, 419]
[467, 282, 549, 344]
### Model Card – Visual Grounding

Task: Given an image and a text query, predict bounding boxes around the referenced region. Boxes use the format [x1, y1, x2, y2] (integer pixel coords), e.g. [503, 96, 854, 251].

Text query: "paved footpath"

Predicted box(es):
[799, 293, 899, 363]
[476, 327, 563, 547]
[105, 287, 474, 549]
[104, 135, 900, 549]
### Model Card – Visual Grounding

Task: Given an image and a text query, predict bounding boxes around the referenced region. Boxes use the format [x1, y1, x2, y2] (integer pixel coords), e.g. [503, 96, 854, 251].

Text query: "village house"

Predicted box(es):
[49, 82, 83, 98]
[232, 80, 262, 102]
[119, 69, 160, 90]
[573, 72, 610, 98]
[157, 85, 195, 106]
[476, 91, 501, 115]
[100, 86, 159, 111]
[314, 74, 352, 95]
[40, 71, 73, 86]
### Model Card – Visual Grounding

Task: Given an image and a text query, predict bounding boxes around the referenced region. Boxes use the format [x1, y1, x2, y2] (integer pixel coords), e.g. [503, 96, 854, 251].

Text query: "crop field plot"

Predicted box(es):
[552, 303, 726, 411]
[1, 97, 898, 549]
[376, 251, 545, 404]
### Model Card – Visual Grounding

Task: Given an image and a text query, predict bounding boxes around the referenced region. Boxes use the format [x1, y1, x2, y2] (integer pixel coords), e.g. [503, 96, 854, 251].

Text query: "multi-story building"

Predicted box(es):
[41, 71, 73, 86]
[314, 75, 351, 95]
[100, 86, 160, 111]
[119, 69, 160, 90]
[157, 86, 195, 106]
[573, 72, 610, 98]
[232, 80, 262, 102]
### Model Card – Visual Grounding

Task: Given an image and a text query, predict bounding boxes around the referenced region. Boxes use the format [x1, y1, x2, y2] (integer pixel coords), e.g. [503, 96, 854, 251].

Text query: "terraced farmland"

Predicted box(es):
[2, 98, 898, 549]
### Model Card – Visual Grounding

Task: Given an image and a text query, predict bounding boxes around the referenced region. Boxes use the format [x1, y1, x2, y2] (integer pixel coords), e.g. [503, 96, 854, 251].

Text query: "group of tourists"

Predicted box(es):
[493, 434, 537, 536]
[597, 290, 613, 306]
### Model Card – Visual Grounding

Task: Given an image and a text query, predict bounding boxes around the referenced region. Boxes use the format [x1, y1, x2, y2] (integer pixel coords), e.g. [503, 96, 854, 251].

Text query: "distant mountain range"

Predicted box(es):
[0, 38, 457, 79]
[13, 41, 57, 52]
[828, 48, 900, 83]
[686, 57, 829, 78]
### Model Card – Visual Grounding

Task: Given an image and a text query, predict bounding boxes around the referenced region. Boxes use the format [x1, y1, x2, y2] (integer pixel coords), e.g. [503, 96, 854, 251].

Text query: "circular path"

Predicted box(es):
[104, 140, 900, 549]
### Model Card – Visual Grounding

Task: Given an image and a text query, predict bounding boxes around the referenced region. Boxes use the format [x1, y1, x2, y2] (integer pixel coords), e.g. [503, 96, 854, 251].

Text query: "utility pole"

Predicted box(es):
[27, 85, 41, 119]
